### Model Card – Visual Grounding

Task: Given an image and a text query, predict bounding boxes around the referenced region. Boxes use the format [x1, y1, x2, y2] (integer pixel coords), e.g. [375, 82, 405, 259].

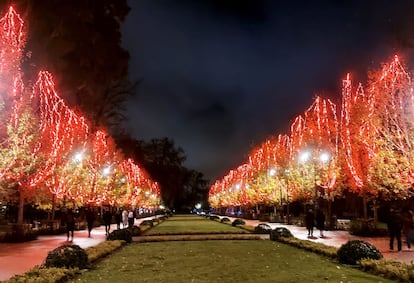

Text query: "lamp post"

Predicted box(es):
[299, 150, 331, 214]
[268, 168, 278, 221]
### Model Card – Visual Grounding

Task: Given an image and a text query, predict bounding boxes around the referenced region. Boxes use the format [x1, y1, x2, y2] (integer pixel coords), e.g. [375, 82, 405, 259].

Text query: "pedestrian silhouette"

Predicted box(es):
[402, 209, 414, 251]
[66, 208, 75, 242]
[305, 209, 315, 237]
[316, 209, 325, 238]
[103, 208, 112, 235]
[115, 210, 122, 230]
[85, 207, 95, 237]
[387, 208, 403, 252]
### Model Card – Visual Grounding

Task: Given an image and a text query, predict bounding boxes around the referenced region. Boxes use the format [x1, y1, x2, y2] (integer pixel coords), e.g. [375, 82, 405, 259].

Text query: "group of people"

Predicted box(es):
[305, 208, 325, 238]
[304, 206, 414, 251]
[62, 207, 136, 241]
[387, 208, 414, 252]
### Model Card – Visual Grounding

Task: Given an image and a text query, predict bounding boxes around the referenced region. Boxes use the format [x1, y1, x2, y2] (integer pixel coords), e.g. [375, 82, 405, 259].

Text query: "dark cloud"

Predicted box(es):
[122, 0, 414, 181]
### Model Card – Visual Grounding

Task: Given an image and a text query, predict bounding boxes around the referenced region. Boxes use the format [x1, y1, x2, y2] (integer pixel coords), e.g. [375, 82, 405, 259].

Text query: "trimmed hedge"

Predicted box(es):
[44, 244, 88, 269]
[107, 228, 132, 243]
[254, 223, 272, 234]
[337, 240, 382, 265]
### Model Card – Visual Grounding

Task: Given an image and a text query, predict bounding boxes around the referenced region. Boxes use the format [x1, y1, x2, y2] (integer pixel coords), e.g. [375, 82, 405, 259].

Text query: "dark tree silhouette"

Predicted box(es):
[117, 134, 209, 210]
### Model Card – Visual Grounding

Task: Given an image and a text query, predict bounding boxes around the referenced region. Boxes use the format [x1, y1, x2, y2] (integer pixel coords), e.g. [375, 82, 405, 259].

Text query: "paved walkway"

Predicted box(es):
[1, 215, 413, 281]
[223, 216, 414, 265]
[0, 217, 155, 282]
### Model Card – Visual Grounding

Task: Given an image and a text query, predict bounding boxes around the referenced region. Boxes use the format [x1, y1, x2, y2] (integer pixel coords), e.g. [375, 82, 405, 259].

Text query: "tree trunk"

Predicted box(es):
[373, 199, 378, 229]
[327, 199, 332, 229]
[51, 194, 56, 220]
[286, 201, 290, 224]
[17, 190, 24, 224]
[362, 194, 368, 221]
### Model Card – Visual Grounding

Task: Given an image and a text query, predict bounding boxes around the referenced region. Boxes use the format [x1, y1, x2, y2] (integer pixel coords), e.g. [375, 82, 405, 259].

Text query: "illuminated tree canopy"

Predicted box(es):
[209, 56, 414, 210]
[0, 6, 160, 223]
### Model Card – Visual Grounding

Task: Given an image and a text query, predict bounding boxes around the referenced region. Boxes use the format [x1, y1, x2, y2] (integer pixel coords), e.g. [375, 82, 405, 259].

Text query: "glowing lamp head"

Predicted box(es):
[73, 152, 83, 163]
[102, 166, 112, 176]
[269, 168, 276, 176]
[299, 151, 311, 163]
[320, 152, 330, 163]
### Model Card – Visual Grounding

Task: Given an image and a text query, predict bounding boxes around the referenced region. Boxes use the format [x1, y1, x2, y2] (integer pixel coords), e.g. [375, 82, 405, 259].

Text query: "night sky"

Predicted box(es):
[121, 0, 414, 182]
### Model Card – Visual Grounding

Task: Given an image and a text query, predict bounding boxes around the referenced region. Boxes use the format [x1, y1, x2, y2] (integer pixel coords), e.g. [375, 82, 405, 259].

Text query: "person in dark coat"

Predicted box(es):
[66, 208, 75, 242]
[402, 209, 414, 250]
[305, 209, 315, 237]
[115, 210, 122, 230]
[103, 208, 113, 235]
[387, 208, 403, 251]
[85, 207, 95, 238]
[315, 209, 325, 238]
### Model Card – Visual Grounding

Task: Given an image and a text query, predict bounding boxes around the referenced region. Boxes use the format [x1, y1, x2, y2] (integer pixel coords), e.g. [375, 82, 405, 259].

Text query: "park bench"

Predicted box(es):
[336, 219, 351, 230]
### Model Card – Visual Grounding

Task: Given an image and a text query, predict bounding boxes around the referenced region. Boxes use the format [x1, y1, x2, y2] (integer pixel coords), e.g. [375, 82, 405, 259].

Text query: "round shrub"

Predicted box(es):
[270, 227, 293, 240]
[45, 244, 88, 269]
[254, 223, 272, 234]
[209, 215, 220, 221]
[337, 240, 383, 265]
[231, 218, 246, 226]
[108, 228, 132, 243]
[220, 217, 231, 223]
[128, 225, 142, 236]
[140, 220, 154, 227]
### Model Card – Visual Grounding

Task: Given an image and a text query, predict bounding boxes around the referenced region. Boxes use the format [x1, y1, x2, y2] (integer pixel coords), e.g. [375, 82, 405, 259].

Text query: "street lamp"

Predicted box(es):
[299, 150, 331, 212]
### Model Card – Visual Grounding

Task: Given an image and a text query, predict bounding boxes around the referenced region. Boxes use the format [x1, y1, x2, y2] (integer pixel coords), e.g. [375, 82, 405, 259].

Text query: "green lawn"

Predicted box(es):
[144, 215, 248, 235]
[70, 240, 392, 283]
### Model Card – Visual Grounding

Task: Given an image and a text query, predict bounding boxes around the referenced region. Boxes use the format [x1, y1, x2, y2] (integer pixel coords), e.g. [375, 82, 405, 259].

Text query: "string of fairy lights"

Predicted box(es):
[210, 56, 414, 209]
[0, 6, 160, 209]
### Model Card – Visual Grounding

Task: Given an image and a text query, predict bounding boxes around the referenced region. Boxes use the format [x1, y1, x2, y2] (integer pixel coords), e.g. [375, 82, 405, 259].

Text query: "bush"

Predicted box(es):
[157, 215, 167, 221]
[128, 225, 142, 236]
[44, 244, 88, 269]
[107, 228, 132, 243]
[360, 258, 414, 282]
[209, 215, 220, 221]
[270, 227, 293, 240]
[337, 240, 383, 265]
[6, 266, 77, 283]
[231, 218, 245, 226]
[220, 217, 230, 223]
[140, 220, 154, 227]
[254, 223, 272, 234]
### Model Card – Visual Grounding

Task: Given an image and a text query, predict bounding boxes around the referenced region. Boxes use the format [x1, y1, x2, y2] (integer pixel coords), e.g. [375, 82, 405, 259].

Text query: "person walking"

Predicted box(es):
[305, 208, 315, 237]
[316, 209, 325, 238]
[402, 209, 414, 251]
[85, 207, 95, 238]
[387, 208, 403, 252]
[115, 209, 122, 230]
[66, 208, 75, 242]
[103, 208, 112, 235]
[122, 209, 128, 228]
[128, 209, 135, 227]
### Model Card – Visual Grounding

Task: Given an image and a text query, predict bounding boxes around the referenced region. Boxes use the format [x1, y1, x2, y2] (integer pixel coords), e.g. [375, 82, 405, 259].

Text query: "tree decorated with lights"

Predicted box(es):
[0, 7, 48, 224]
[246, 138, 279, 207]
[339, 57, 414, 221]
[0, 6, 161, 223]
[118, 158, 161, 209]
[210, 56, 414, 219]
[366, 57, 414, 200]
